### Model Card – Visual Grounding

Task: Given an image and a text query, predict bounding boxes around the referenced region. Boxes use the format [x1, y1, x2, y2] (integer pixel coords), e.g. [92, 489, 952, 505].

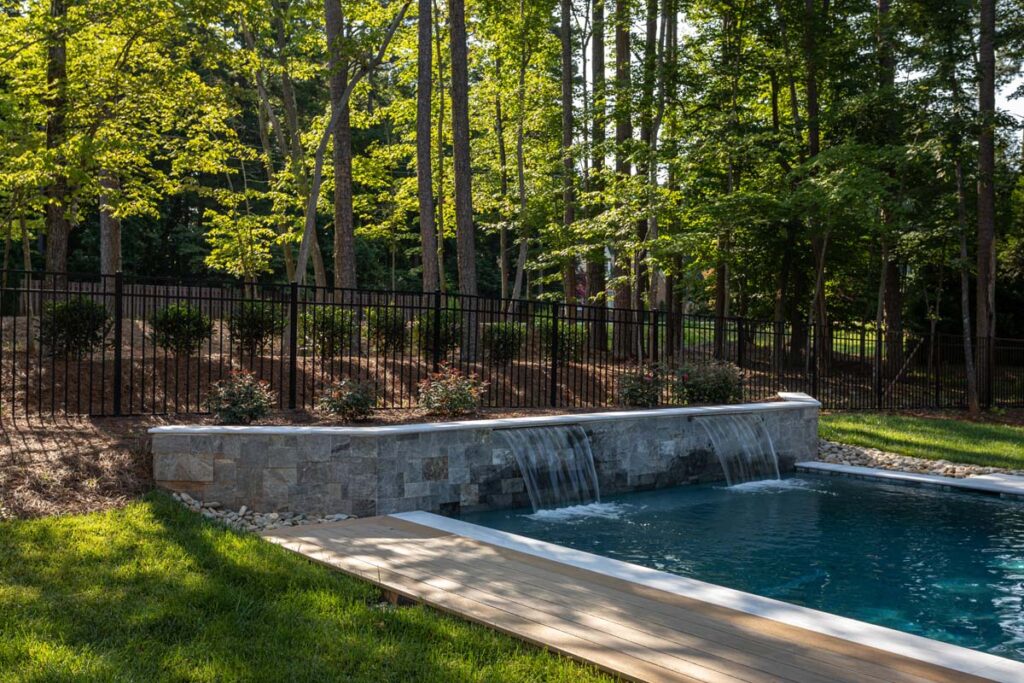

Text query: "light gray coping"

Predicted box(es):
[394, 510, 1024, 682]
[147, 393, 819, 436]
[796, 461, 1024, 498]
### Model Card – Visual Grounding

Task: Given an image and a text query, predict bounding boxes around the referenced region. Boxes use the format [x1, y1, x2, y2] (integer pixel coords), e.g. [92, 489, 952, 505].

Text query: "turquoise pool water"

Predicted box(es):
[461, 474, 1024, 661]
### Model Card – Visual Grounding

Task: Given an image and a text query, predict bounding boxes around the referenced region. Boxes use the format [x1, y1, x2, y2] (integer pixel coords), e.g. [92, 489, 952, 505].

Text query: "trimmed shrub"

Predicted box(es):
[616, 367, 664, 408]
[537, 319, 589, 362]
[417, 365, 487, 417]
[317, 379, 376, 421]
[150, 303, 213, 356]
[670, 361, 743, 405]
[205, 370, 275, 424]
[229, 301, 285, 355]
[39, 296, 111, 357]
[366, 306, 406, 351]
[301, 307, 355, 357]
[414, 307, 461, 358]
[481, 321, 525, 364]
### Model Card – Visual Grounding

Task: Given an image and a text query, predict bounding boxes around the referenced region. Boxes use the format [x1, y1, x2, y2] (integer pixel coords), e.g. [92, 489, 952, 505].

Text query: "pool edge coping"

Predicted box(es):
[795, 461, 1024, 499]
[147, 393, 819, 436]
[392, 510, 1024, 683]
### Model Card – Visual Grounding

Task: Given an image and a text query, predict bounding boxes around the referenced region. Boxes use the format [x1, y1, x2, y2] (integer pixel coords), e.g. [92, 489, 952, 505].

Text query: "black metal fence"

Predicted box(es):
[1, 269, 1021, 417]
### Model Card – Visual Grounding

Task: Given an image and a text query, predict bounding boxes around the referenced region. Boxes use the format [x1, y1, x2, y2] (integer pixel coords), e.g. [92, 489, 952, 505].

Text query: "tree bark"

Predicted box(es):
[416, 0, 440, 292]
[99, 172, 122, 276]
[293, 1, 410, 284]
[587, 0, 606, 307]
[43, 0, 70, 276]
[448, 0, 477, 297]
[434, 0, 447, 293]
[611, 0, 633, 360]
[956, 155, 981, 414]
[495, 91, 510, 299]
[560, 0, 576, 304]
[976, 0, 996, 402]
[326, 0, 357, 290]
[510, 0, 532, 302]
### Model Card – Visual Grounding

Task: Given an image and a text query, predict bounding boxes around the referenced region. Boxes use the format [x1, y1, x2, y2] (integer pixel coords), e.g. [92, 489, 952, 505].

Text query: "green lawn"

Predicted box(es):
[819, 413, 1024, 469]
[0, 494, 609, 682]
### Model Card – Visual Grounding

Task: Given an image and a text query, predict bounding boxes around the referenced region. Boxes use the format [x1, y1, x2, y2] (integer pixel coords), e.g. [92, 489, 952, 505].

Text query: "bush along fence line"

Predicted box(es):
[0, 269, 1022, 417]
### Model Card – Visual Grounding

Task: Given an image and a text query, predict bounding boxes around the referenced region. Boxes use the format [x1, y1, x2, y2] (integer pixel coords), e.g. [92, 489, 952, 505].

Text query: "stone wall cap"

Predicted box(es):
[149, 396, 818, 437]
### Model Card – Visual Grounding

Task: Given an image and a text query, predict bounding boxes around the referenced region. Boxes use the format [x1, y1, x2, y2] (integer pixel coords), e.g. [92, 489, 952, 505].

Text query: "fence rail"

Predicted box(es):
[1, 270, 1021, 417]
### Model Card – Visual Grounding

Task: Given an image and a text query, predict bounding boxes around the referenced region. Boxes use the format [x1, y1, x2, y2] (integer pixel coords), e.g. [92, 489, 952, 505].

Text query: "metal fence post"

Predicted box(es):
[288, 281, 298, 410]
[112, 272, 124, 416]
[549, 302, 560, 407]
[737, 319, 746, 369]
[874, 325, 884, 410]
[986, 335, 995, 409]
[432, 290, 442, 372]
[651, 309, 659, 365]
[810, 321, 819, 399]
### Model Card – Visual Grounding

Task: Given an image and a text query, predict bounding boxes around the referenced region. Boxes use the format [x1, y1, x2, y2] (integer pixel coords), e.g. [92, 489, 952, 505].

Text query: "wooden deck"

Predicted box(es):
[264, 516, 991, 683]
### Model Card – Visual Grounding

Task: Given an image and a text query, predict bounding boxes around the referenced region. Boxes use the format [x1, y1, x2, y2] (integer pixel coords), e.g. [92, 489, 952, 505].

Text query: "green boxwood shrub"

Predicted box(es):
[414, 307, 461, 358]
[481, 321, 525, 364]
[150, 303, 213, 356]
[417, 365, 486, 417]
[205, 370, 275, 424]
[301, 307, 355, 357]
[536, 319, 589, 363]
[317, 379, 376, 421]
[39, 296, 111, 357]
[670, 361, 743, 405]
[229, 301, 285, 355]
[366, 306, 406, 351]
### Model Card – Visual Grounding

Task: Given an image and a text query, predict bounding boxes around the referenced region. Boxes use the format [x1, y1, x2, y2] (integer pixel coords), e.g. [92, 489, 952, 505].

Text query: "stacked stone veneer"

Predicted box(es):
[151, 393, 819, 516]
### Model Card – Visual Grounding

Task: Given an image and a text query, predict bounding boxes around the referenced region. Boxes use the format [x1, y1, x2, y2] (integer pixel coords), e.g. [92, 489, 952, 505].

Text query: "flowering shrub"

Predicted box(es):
[417, 365, 487, 417]
[616, 367, 664, 408]
[670, 361, 743, 405]
[481, 321, 525, 364]
[205, 371, 275, 424]
[317, 379, 376, 421]
[150, 303, 213, 355]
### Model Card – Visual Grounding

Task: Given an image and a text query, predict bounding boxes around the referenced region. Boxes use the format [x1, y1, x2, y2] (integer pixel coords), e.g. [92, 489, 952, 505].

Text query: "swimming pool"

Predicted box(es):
[461, 474, 1024, 662]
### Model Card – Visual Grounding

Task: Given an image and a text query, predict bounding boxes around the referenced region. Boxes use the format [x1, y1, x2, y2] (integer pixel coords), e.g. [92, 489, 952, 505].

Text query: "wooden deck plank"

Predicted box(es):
[265, 517, 994, 683]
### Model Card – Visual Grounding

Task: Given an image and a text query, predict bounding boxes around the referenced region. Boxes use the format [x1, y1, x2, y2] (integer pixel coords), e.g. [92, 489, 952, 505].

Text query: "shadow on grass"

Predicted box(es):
[0, 493, 607, 682]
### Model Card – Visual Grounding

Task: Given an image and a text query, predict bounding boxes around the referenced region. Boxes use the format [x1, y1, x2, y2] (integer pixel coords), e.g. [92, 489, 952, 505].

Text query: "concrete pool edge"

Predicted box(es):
[796, 461, 1024, 499]
[393, 510, 1024, 682]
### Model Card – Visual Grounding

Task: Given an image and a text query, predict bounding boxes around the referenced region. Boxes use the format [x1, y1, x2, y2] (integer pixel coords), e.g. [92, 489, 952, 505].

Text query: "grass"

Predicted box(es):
[0, 493, 610, 682]
[819, 412, 1024, 469]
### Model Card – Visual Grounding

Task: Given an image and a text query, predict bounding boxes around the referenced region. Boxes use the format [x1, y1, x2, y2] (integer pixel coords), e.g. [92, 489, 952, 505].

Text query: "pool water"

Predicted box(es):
[461, 475, 1024, 661]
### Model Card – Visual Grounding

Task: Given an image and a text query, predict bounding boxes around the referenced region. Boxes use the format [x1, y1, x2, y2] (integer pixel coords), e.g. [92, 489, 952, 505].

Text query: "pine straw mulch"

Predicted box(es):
[0, 407, 619, 520]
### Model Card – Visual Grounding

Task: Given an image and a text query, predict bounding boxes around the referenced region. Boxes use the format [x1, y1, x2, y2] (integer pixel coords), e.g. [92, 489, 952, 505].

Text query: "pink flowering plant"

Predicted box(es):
[317, 379, 376, 421]
[205, 370, 275, 424]
[616, 366, 664, 408]
[417, 364, 487, 417]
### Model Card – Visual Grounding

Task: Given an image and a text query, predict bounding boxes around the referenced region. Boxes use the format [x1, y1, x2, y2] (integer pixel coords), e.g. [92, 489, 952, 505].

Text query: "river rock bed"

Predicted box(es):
[171, 492, 352, 533]
[817, 439, 1023, 478]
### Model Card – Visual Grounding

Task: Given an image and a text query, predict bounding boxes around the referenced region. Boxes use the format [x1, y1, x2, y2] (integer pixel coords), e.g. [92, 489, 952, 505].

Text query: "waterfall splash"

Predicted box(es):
[698, 414, 781, 486]
[499, 425, 601, 512]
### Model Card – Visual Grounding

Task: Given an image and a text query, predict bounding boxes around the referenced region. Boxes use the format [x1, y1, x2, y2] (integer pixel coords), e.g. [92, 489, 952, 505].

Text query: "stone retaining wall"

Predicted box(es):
[150, 393, 819, 516]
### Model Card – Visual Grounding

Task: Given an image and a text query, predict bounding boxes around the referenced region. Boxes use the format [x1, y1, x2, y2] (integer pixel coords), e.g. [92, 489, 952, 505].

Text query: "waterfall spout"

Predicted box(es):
[698, 414, 781, 486]
[499, 425, 600, 512]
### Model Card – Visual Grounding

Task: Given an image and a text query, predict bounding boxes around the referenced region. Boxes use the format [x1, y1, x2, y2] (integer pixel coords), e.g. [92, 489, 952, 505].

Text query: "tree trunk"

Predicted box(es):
[449, 0, 477, 297]
[416, 0, 439, 292]
[44, 0, 70, 276]
[326, 0, 357, 290]
[956, 155, 981, 414]
[976, 0, 996, 402]
[434, 0, 447, 292]
[510, 0, 531, 302]
[611, 0, 633, 360]
[560, 0, 575, 304]
[495, 91, 510, 299]
[99, 172, 122, 277]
